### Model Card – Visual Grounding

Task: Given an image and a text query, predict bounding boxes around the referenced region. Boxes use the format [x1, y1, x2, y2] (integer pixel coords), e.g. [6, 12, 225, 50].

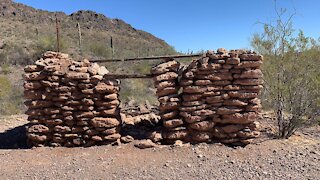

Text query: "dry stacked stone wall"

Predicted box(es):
[151, 61, 187, 143]
[24, 51, 121, 147]
[152, 49, 263, 145]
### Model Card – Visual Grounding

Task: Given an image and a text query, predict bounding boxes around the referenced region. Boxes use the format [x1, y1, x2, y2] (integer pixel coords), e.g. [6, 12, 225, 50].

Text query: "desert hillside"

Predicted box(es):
[0, 0, 176, 65]
[0, 0, 180, 115]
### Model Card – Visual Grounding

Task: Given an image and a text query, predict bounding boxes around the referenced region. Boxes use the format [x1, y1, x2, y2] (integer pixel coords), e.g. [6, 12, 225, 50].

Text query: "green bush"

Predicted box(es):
[119, 79, 158, 105]
[0, 75, 23, 115]
[251, 6, 320, 138]
[1, 63, 11, 74]
[86, 42, 111, 58]
[0, 75, 11, 97]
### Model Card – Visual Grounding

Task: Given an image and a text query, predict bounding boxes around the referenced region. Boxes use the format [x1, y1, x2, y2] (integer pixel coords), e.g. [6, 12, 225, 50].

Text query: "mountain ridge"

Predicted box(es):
[0, 0, 176, 65]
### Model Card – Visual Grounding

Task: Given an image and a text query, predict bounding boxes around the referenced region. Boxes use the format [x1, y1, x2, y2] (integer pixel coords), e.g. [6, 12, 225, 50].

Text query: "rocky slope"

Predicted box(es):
[0, 0, 176, 65]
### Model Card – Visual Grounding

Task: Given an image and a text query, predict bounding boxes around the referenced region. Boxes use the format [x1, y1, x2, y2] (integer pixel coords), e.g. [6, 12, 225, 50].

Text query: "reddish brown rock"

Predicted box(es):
[163, 119, 184, 128]
[189, 121, 215, 131]
[27, 125, 50, 133]
[91, 117, 120, 128]
[221, 124, 245, 133]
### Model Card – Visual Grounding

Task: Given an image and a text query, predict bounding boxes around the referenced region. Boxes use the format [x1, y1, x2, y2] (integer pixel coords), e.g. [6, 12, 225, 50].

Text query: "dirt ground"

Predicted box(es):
[0, 114, 319, 180]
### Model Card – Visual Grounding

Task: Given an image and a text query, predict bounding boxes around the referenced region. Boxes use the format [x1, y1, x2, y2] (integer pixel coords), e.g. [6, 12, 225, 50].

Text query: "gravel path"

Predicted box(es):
[0, 135, 319, 180]
[0, 115, 319, 179]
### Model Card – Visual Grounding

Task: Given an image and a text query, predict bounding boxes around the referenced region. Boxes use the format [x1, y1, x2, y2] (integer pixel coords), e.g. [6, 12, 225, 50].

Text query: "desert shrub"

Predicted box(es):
[135, 61, 158, 75]
[0, 75, 11, 97]
[0, 63, 10, 74]
[86, 42, 111, 58]
[33, 35, 69, 59]
[251, 4, 320, 138]
[0, 75, 23, 115]
[119, 79, 157, 105]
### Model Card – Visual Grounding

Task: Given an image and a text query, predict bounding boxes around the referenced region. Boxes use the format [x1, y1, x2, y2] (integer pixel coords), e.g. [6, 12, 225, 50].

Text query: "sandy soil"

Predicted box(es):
[0, 114, 319, 180]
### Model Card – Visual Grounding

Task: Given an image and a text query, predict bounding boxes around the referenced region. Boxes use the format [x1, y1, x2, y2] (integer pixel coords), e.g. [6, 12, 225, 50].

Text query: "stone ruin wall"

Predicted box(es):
[152, 48, 263, 146]
[24, 49, 263, 147]
[24, 52, 121, 147]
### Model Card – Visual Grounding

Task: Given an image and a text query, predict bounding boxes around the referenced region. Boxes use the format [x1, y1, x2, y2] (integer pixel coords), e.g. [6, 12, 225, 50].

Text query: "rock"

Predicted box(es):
[54, 126, 71, 133]
[24, 65, 44, 73]
[217, 107, 243, 115]
[182, 101, 203, 107]
[173, 140, 184, 147]
[165, 130, 188, 140]
[183, 86, 207, 94]
[226, 58, 240, 65]
[191, 132, 212, 142]
[148, 131, 163, 142]
[206, 96, 223, 104]
[228, 91, 258, 99]
[182, 94, 203, 101]
[163, 119, 184, 128]
[221, 124, 245, 133]
[134, 140, 158, 149]
[101, 127, 119, 135]
[27, 125, 50, 133]
[35, 60, 46, 67]
[151, 61, 180, 75]
[223, 99, 248, 106]
[27, 134, 47, 142]
[234, 79, 263, 86]
[182, 114, 206, 124]
[91, 117, 120, 128]
[239, 54, 263, 61]
[235, 61, 262, 68]
[104, 93, 118, 100]
[156, 87, 178, 97]
[240, 69, 263, 79]
[24, 72, 46, 81]
[24, 82, 42, 90]
[120, 135, 134, 143]
[179, 79, 193, 86]
[195, 80, 212, 86]
[155, 80, 176, 90]
[92, 135, 103, 141]
[103, 133, 121, 141]
[65, 72, 90, 80]
[24, 100, 53, 109]
[158, 94, 180, 103]
[95, 83, 119, 93]
[160, 111, 179, 120]
[237, 131, 260, 138]
[91, 75, 103, 82]
[154, 72, 178, 82]
[217, 48, 228, 54]
[189, 121, 215, 131]
[98, 66, 109, 75]
[222, 112, 258, 124]
[88, 63, 100, 75]
[159, 102, 179, 111]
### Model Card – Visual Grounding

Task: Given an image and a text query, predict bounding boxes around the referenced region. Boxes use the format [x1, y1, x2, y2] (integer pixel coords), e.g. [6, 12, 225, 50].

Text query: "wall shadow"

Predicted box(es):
[0, 125, 29, 149]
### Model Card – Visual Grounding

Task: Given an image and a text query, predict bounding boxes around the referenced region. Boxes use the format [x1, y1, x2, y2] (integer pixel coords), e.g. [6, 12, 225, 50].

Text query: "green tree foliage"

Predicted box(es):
[251, 2, 320, 138]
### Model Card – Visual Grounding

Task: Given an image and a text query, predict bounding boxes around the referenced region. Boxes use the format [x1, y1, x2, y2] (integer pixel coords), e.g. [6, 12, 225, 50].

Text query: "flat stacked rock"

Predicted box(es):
[179, 48, 262, 145]
[151, 60, 187, 143]
[24, 51, 121, 147]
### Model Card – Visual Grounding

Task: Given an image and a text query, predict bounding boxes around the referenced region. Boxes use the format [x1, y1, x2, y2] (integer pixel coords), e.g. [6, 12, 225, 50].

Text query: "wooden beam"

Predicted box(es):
[90, 54, 202, 63]
[104, 74, 153, 79]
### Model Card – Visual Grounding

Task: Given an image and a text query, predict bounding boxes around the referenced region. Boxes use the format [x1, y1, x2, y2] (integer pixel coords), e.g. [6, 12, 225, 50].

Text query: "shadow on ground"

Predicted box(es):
[0, 125, 29, 149]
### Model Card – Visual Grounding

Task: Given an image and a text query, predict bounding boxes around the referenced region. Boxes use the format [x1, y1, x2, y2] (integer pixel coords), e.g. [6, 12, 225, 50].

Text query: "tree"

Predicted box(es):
[251, 0, 320, 138]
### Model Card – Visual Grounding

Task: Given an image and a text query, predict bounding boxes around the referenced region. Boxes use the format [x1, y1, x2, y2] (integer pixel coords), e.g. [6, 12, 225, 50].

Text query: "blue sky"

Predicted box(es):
[14, 0, 320, 53]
